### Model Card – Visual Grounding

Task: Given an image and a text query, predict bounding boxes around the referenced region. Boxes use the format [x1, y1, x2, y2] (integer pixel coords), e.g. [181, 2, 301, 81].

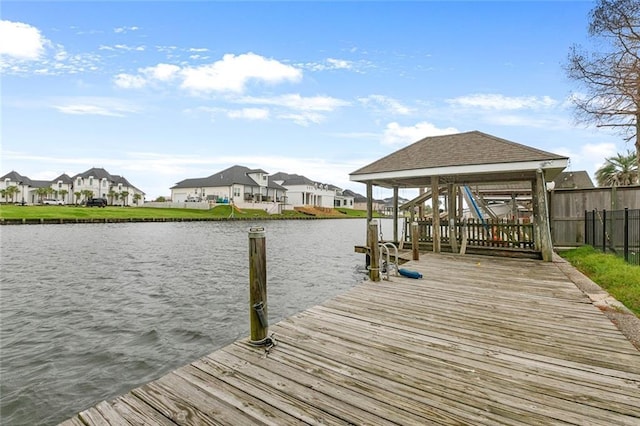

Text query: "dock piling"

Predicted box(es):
[248, 227, 268, 345]
[367, 221, 380, 282]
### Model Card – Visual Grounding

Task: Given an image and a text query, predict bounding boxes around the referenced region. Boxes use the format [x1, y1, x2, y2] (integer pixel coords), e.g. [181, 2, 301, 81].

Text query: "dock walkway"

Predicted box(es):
[62, 253, 640, 425]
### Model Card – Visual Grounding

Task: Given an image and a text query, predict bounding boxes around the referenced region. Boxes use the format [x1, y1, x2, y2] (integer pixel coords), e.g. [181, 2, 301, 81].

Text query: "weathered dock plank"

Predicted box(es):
[62, 252, 640, 425]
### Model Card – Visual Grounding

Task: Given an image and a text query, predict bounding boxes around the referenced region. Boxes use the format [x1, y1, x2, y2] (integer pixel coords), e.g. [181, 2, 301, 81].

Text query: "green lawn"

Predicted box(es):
[0, 204, 373, 220]
[559, 245, 640, 316]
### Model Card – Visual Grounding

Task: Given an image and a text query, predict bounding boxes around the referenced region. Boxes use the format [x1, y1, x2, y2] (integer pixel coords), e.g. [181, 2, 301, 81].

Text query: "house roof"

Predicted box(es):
[1, 171, 31, 185]
[553, 171, 595, 189]
[172, 165, 285, 190]
[270, 172, 318, 186]
[52, 173, 74, 184]
[73, 167, 114, 180]
[2, 169, 144, 194]
[350, 131, 568, 188]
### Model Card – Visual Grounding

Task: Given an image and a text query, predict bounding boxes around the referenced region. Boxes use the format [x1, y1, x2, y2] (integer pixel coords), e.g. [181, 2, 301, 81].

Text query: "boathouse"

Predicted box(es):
[349, 131, 569, 261]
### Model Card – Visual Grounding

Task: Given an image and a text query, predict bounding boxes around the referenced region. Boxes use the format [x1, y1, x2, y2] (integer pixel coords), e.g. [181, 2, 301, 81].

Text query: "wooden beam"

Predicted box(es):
[448, 183, 458, 253]
[536, 170, 554, 262]
[368, 221, 380, 281]
[432, 176, 440, 253]
[393, 186, 399, 243]
[411, 222, 419, 260]
[531, 179, 541, 252]
[366, 182, 373, 224]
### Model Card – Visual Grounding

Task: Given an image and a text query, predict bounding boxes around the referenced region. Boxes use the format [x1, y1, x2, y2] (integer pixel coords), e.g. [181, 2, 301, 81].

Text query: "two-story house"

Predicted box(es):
[0, 168, 145, 205]
[270, 172, 338, 208]
[170, 165, 287, 205]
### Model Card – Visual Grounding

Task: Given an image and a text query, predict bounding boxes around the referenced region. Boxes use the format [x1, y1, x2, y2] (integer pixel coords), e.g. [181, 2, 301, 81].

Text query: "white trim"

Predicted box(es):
[350, 159, 568, 182]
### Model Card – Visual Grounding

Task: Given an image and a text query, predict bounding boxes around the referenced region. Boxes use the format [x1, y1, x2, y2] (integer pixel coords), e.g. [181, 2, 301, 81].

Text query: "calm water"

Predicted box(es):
[0, 218, 396, 425]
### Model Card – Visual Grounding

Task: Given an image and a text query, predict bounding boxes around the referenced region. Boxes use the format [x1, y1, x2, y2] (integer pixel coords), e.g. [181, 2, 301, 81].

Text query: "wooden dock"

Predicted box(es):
[62, 253, 640, 425]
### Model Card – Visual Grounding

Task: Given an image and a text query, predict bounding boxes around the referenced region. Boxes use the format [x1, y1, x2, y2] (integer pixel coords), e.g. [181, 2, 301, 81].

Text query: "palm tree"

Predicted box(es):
[133, 193, 142, 205]
[58, 189, 68, 203]
[595, 150, 639, 187]
[81, 189, 94, 203]
[5, 185, 19, 203]
[107, 189, 117, 206]
[73, 191, 82, 205]
[35, 187, 48, 203]
[120, 191, 129, 206]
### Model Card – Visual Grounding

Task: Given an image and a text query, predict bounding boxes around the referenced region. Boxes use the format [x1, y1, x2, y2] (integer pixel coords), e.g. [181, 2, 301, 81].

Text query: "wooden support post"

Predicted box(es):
[411, 221, 419, 260]
[366, 182, 373, 224]
[368, 221, 381, 281]
[393, 186, 399, 243]
[535, 170, 553, 262]
[418, 187, 425, 218]
[249, 227, 268, 344]
[448, 183, 458, 253]
[432, 176, 441, 253]
[531, 179, 541, 251]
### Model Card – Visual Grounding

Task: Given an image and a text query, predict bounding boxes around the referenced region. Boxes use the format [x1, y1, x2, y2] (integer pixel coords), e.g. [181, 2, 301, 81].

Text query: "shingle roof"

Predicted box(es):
[271, 172, 317, 186]
[73, 167, 113, 180]
[172, 165, 284, 190]
[52, 173, 73, 184]
[553, 171, 595, 189]
[351, 131, 567, 176]
[1, 171, 31, 184]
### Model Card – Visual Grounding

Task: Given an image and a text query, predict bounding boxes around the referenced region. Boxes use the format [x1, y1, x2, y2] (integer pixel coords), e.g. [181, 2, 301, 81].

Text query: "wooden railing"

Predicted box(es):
[405, 218, 535, 249]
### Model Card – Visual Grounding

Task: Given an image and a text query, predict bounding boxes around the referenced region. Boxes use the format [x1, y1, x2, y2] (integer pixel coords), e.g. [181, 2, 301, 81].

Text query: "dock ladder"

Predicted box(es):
[379, 242, 399, 280]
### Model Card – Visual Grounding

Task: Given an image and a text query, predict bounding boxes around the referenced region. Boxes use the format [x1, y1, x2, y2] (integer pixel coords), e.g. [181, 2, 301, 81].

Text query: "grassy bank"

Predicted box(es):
[0, 204, 373, 221]
[559, 246, 640, 316]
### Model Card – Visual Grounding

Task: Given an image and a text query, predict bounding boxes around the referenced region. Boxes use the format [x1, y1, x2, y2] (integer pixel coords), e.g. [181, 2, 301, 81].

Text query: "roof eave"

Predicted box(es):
[350, 158, 569, 188]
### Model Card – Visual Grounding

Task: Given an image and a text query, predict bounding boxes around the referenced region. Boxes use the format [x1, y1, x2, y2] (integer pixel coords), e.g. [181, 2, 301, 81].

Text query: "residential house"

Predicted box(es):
[331, 185, 355, 209]
[346, 189, 385, 213]
[0, 168, 145, 205]
[71, 168, 145, 205]
[170, 165, 287, 206]
[270, 172, 336, 208]
[0, 171, 51, 204]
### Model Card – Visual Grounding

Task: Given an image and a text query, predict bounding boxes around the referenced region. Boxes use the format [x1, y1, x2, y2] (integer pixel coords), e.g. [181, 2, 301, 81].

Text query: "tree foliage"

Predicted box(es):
[566, 0, 640, 164]
[595, 150, 639, 186]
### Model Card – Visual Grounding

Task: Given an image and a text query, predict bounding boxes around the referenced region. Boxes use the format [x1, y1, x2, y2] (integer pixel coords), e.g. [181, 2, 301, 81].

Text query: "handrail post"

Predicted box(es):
[249, 227, 268, 345]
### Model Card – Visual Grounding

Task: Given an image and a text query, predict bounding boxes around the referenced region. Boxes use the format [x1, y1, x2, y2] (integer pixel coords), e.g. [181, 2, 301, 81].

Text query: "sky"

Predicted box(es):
[0, 0, 631, 200]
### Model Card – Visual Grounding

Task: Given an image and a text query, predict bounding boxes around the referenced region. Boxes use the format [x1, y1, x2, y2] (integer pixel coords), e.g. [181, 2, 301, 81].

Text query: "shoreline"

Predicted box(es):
[0, 215, 349, 225]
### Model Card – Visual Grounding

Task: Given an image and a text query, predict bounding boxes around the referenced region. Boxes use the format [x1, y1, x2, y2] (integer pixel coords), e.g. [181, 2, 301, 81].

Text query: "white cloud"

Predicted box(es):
[54, 104, 125, 117]
[382, 122, 459, 146]
[142, 63, 180, 81]
[180, 52, 302, 93]
[115, 53, 302, 94]
[277, 112, 325, 126]
[239, 94, 349, 111]
[227, 108, 270, 120]
[447, 94, 558, 110]
[359, 95, 412, 115]
[53, 98, 140, 117]
[114, 26, 139, 34]
[303, 57, 371, 72]
[0, 20, 48, 60]
[114, 73, 147, 89]
[99, 44, 145, 51]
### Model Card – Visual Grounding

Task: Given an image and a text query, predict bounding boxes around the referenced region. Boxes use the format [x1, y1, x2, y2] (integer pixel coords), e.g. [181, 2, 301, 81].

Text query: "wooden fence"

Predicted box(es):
[549, 185, 640, 246]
